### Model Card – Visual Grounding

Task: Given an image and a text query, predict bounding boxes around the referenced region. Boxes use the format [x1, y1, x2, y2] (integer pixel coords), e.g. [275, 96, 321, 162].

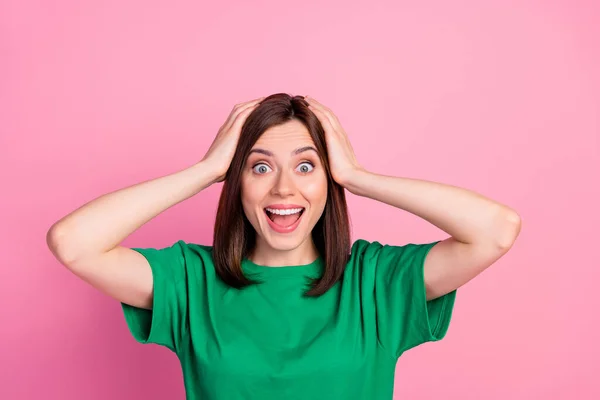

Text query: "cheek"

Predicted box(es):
[241, 176, 268, 214]
[303, 176, 328, 204]
[240, 179, 256, 213]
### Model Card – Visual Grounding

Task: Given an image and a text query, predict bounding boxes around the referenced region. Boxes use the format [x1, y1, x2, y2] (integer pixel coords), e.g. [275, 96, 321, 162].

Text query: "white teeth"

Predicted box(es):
[265, 207, 304, 216]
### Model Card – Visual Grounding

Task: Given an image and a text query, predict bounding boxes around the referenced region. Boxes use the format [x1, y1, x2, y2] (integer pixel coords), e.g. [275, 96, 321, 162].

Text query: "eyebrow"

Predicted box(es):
[248, 146, 318, 157]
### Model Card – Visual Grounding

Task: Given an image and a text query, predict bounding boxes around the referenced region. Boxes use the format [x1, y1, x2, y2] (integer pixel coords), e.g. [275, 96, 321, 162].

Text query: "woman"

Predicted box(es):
[47, 93, 521, 399]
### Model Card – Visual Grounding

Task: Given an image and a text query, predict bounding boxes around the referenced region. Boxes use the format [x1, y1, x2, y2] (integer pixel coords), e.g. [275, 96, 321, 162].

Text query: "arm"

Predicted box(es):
[342, 170, 522, 300]
[304, 95, 522, 302]
[47, 161, 218, 263]
[46, 96, 264, 309]
[46, 161, 220, 308]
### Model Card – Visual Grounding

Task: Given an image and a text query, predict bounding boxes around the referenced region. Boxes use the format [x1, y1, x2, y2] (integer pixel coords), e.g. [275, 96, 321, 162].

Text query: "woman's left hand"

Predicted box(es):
[305, 96, 363, 186]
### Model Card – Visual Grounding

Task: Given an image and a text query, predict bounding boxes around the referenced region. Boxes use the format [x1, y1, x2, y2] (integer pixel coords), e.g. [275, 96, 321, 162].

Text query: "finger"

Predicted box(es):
[306, 97, 338, 126]
[228, 97, 264, 122]
[230, 102, 259, 132]
[307, 96, 336, 116]
[306, 96, 328, 111]
[223, 99, 262, 131]
[309, 104, 338, 135]
[307, 98, 339, 132]
[234, 96, 265, 112]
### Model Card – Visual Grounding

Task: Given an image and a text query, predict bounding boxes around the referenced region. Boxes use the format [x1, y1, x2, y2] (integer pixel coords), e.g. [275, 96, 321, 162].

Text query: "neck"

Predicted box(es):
[249, 236, 319, 266]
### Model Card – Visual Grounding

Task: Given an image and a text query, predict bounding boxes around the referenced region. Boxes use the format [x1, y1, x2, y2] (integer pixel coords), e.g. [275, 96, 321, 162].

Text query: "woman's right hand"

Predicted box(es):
[202, 96, 265, 182]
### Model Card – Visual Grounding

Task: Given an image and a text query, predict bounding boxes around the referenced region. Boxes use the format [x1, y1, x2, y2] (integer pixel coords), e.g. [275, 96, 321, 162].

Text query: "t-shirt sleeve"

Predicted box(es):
[120, 240, 189, 354]
[372, 240, 457, 358]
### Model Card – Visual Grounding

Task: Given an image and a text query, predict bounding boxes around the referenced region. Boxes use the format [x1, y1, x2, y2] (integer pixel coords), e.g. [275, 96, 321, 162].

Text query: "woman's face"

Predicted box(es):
[241, 119, 328, 255]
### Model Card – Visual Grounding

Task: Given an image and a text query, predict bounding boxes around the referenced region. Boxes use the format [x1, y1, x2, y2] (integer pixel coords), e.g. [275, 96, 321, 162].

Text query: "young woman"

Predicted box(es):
[47, 93, 521, 399]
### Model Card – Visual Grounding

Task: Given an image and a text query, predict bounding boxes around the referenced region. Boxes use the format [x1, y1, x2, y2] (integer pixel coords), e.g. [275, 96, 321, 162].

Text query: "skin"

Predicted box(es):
[304, 95, 522, 300]
[46, 97, 271, 313]
[46, 94, 521, 315]
[241, 120, 328, 267]
[236, 94, 522, 301]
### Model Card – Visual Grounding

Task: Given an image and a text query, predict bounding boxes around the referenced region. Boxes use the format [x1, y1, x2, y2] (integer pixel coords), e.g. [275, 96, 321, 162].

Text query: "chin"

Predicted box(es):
[263, 234, 307, 252]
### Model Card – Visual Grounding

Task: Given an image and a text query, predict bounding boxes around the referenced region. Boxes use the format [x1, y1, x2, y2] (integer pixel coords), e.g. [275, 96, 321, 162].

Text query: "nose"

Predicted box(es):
[270, 169, 296, 197]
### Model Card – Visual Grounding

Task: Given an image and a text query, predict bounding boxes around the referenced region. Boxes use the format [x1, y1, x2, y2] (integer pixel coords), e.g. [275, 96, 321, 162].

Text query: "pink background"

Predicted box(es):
[2, 0, 599, 399]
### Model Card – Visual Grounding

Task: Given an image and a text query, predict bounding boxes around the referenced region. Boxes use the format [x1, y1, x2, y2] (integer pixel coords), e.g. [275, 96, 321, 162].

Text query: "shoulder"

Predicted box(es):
[140, 240, 214, 270]
[345, 239, 387, 275]
[181, 240, 213, 255]
[174, 240, 214, 263]
[348, 238, 439, 267]
[348, 238, 385, 262]
[153, 241, 215, 283]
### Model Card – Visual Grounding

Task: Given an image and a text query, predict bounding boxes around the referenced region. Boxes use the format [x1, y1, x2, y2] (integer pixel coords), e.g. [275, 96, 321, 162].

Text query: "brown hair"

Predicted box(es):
[212, 93, 351, 296]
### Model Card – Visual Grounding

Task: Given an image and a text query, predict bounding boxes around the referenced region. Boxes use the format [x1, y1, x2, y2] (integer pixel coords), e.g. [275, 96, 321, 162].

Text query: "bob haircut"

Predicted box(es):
[212, 93, 351, 297]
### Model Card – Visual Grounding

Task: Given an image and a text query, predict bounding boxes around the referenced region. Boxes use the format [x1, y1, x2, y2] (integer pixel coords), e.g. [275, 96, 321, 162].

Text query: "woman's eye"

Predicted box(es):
[297, 162, 314, 173]
[252, 163, 272, 174]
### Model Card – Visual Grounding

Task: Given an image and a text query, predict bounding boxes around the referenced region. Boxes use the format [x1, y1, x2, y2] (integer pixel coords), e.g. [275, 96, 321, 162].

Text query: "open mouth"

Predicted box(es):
[264, 207, 305, 233]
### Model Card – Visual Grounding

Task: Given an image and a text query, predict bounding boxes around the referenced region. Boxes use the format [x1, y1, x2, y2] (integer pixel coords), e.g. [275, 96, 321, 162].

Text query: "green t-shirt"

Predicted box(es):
[121, 238, 456, 399]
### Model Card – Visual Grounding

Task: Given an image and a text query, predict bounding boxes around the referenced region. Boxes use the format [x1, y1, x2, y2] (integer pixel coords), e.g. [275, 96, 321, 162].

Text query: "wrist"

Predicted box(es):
[184, 160, 223, 189]
[338, 167, 370, 195]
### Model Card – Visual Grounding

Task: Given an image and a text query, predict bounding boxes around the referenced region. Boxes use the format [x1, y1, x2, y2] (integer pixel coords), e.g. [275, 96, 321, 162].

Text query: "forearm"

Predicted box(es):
[47, 161, 219, 263]
[343, 169, 520, 247]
